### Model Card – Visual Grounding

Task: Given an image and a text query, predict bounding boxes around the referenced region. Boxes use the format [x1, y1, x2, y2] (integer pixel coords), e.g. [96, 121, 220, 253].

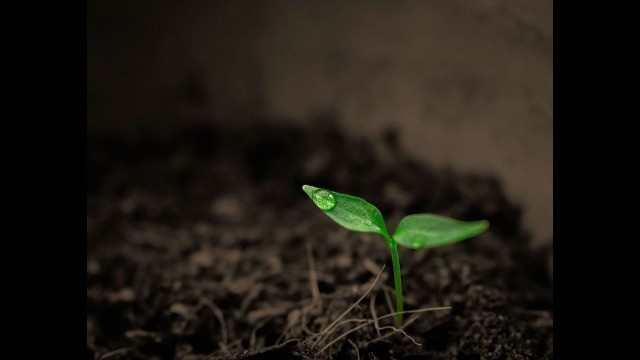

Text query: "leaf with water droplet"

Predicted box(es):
[392, 214, 489, 249]
[311, 189, 336, 210]
[302, 185, 389, 239]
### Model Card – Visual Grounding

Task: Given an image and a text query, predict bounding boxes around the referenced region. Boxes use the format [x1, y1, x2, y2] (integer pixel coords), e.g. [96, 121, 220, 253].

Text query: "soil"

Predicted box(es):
[87, 119, 553, 360]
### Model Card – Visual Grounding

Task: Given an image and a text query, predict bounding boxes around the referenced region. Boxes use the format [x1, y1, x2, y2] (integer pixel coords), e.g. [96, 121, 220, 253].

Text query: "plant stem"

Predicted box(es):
[388, 240, 404, 326]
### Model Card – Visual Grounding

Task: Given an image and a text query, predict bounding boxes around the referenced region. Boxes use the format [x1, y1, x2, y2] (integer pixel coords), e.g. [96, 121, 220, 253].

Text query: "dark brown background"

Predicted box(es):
[88, 0, 552, 246]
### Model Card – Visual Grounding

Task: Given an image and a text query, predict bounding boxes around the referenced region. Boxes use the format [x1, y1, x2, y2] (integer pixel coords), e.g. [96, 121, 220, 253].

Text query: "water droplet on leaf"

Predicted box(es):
[364, 219, 372, 226]
[312, 189, 337, 211]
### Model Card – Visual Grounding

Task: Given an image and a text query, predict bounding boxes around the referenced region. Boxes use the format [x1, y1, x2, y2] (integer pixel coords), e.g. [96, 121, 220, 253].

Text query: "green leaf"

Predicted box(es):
[392, 214, 489, 249]
[302, 185, 390, 238]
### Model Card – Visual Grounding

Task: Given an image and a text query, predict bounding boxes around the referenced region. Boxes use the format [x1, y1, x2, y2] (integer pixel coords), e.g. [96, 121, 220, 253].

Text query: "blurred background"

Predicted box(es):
[87, 0, 552, 246]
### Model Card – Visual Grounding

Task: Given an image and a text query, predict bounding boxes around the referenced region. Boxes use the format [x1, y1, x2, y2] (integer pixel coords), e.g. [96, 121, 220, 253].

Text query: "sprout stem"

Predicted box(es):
[384, 233, 404, 326]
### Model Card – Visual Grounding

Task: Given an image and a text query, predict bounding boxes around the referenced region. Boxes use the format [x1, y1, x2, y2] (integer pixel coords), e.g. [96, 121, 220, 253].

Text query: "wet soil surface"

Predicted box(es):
[87, 121, 553, 359]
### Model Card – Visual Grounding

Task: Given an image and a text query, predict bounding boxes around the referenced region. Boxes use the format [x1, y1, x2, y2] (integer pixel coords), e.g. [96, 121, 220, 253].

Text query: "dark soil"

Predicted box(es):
[87, 119, 553, 360]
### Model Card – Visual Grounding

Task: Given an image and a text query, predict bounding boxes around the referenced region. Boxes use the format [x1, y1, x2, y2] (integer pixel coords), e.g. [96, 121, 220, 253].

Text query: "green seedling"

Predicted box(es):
[302, 185, 489, 326]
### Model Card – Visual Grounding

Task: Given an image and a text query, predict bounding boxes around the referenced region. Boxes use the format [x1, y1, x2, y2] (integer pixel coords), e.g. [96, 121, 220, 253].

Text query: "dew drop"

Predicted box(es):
[312, 189, 337, 211]
[364, 219, 373, 226]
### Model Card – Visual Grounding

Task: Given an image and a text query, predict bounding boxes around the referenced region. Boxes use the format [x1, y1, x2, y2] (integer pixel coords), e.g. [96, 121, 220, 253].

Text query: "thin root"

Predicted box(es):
[312, 265, 386, 347]
[316, 306, 451, 355]
[369, 293, 381, 337]
[347, 339, 360, 360]
[369, 315, 422, 345]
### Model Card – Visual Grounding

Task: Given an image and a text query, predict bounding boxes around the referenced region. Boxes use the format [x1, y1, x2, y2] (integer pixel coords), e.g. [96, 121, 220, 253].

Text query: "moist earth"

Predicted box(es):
[87, 120, 553, 360]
